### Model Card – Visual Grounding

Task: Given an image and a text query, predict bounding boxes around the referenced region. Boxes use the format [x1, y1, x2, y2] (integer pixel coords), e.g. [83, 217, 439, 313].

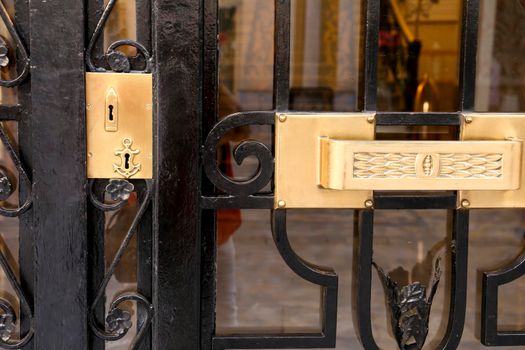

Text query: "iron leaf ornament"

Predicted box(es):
[373, 257, 442, 350]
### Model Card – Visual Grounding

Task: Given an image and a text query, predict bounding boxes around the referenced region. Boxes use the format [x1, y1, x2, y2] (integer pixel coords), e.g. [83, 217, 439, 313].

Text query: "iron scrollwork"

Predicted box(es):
[0, 0, 29, 88]
[481, 248, 525, 346]
[202, 111, 275, 208]
[0, 122, 34, 348]
[89, 179, 154, 349]
[86, 0, 152, 73]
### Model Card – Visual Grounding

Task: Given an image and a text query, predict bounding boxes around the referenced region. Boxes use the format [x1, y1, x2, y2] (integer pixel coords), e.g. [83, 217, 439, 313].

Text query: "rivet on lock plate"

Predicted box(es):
[86, 72, 153, 179]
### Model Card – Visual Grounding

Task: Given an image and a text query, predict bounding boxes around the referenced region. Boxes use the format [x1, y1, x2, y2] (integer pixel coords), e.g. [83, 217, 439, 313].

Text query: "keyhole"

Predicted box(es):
[124, 153, 130, 169]
[108, 105, 114, 121]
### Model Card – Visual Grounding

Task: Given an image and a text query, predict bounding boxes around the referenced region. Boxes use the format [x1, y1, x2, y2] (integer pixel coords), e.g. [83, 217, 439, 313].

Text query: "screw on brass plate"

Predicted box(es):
[277, 200, 286, 208]
[364, 199, 374, 208]
[461, 199, 470, 208]
[278, 114, 287, 123]
[464, 116, 473, 124]
[367, 115, 375, 124]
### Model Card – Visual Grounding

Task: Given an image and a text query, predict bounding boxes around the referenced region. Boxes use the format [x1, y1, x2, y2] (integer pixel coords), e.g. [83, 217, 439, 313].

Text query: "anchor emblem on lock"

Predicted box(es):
[113, 138, 141, 178]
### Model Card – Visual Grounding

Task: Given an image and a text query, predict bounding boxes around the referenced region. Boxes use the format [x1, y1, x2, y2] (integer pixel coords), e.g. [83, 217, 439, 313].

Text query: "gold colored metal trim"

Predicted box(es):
[319, 138, 521, 191]
[86, 72, 153, 179]
[460, 113, 525, 208]
[275, 113, 374, 209]
[275, 112, 525, 209]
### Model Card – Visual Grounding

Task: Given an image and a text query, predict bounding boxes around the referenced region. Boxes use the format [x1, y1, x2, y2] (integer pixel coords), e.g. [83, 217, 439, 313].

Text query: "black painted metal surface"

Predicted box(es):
[0, 0, 520, 349]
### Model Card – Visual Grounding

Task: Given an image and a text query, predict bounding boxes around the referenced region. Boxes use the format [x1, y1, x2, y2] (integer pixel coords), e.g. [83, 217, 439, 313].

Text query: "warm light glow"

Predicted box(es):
[423, 101, 430, 112]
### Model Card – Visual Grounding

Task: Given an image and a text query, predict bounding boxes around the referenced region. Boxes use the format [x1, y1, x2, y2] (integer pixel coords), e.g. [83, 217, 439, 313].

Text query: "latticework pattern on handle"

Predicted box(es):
[353, 153, 503, 179]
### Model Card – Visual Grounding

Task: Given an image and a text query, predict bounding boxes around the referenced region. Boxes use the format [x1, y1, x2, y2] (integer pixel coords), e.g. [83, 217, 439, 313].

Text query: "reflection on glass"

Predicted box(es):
[476, 0, 525, 112]
[378, 0, 462, 112]
[219, 0, 275, 112]
[104, 0, 137, 56]
[290, 0, 361, 111]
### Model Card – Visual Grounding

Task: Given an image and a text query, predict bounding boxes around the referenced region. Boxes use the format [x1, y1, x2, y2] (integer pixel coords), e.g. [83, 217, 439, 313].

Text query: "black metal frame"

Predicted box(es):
[0, 0, 520, 349]
[199, 0, 525, 349]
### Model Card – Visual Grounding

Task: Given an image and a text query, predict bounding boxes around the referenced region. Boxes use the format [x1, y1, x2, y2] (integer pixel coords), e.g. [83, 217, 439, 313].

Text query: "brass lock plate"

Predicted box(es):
[275, 113, 525, 209]
[86, 72, 153, 179]
[275, 113, 374, 209]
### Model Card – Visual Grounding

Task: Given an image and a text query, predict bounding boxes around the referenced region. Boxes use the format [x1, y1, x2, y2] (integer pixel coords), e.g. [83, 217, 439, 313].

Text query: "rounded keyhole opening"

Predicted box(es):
[124, 153, 130, 169]
[108, 105, 114, 121]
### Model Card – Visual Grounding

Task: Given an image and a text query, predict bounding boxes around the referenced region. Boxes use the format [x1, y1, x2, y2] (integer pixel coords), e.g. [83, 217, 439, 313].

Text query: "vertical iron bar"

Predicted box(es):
[137, 183, 153, 350]
[436, 209, 469, 350]
[201, 1, 219, 347]
[152, 0, 203, 348]
[458, 0, 480, 111]
[273, 0, 291, 111]
[359, 0, 380, 111]
[88, 0, 106, 70]
[29, 0, 88, 348]
[352, 209, 379, 350]
[87, 183, 106, 350]
[136, 0, 152, 54]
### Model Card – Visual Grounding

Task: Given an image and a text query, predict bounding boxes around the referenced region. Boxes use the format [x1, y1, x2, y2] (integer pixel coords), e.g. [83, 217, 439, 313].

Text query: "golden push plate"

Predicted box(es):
[275, 113, 374, 209]
[460, 114, 525, 208]
[319, 139, 521, 191]
[86, 72, 153, 179]
[275, 112, 525, 209]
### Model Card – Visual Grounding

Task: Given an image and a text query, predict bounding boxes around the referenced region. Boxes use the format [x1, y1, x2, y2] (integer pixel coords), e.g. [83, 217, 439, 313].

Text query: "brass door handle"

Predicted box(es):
[275, 113, 525, 209]
[318, 138, 522, 191]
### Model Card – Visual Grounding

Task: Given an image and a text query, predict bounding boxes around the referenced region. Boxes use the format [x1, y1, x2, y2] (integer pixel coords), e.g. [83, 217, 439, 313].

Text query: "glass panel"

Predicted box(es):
[290, 0, 361, 111]
[219, 0, 275, 112]
[475, 0, 525, 112]
[377, 0, 462, 112]
[217, 209, 323, 334]
[104, 0, 137, 56]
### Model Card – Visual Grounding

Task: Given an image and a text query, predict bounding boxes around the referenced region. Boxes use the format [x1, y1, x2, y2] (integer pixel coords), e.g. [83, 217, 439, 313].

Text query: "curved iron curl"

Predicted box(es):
[203, 111, 275, 196]
[86, 0, 152, 73]
[0, 123, 32, 217]
[271, 209, 338, 346]
[89, 179, 129, 212]
[0, 251, 34, 349]
[0, 0, 30, 88]
[89, 179, 153, 349]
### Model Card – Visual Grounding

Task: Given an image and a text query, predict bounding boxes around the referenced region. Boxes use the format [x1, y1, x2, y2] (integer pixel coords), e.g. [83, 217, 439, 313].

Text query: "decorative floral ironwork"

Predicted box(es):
[0, 0, 30, 87]
[373, 258, 442, 350]
[0, 168, 12, 201]
[106, 307, 132, 335]
[0, 36, 9, 68]
[89, 179, 154, 349]
[106, 179, 134, 202]
[0, 311, 15, 342]
[0, 252, 34, 348]
[86, 0, 152, 73]
[0, 123, 32, 217]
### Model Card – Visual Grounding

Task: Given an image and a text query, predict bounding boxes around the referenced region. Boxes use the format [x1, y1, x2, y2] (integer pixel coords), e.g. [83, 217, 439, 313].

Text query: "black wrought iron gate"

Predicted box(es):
[0, 0, 521, 349]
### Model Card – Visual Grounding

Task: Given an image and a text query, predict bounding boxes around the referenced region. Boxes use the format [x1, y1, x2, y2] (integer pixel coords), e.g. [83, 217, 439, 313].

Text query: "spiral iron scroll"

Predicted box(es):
[203, 111, 275, 196]
[0, 122, 34, 349]
[89, 179, 153, 349]
[0, 0, 29, 88]
[86, 0, 152, 73]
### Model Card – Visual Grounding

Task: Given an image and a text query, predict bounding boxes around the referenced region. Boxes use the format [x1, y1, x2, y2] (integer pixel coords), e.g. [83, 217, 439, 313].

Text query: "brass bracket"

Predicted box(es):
[86, 72, 153, 179]
[275, 113, 525, 209]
